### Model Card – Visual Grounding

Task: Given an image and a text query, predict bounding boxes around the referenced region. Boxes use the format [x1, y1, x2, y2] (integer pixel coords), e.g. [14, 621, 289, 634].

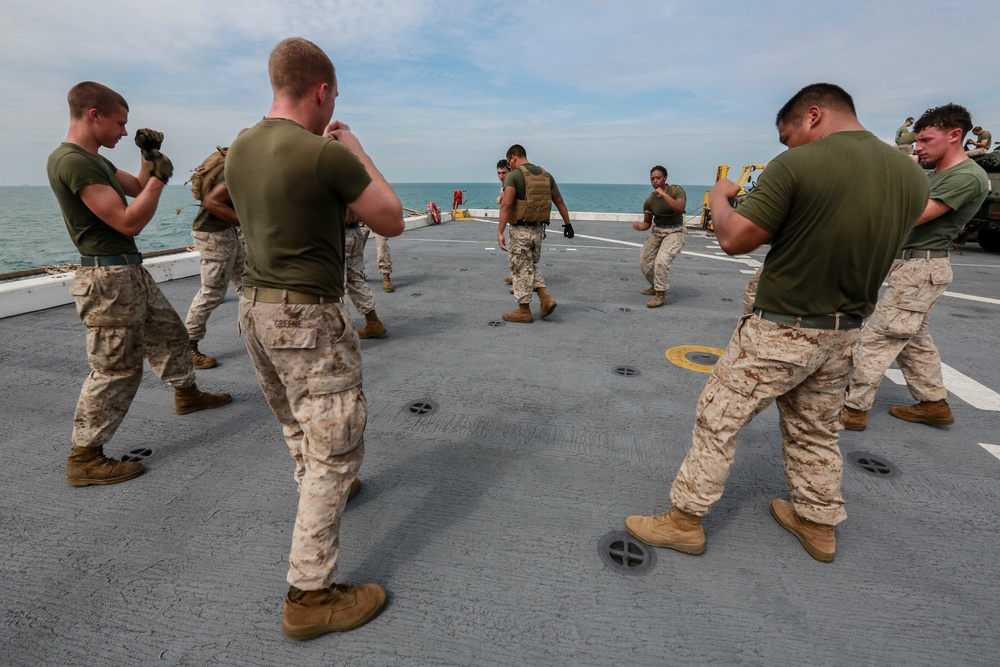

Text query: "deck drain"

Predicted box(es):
[410, 292, 422, 297]
[721, 298, 733, 302]
[666, 345, 725, 374]
[408, 399, 438, 416]
[686, 351, 719, 366]
[614, 365, 639, 377]
[487, 320, 506, 327]
[598, 531, 656, 576]
[121, 447, 155, 463]
[620, 277, 630, 281]
[847, 452, 900, 478]
[459, 268, 468, 271]
[619, 307, 632, 313]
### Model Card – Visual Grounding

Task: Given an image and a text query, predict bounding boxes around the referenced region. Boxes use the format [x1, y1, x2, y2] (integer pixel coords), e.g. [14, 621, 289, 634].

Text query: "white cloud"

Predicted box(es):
[1, 0, 998, 185]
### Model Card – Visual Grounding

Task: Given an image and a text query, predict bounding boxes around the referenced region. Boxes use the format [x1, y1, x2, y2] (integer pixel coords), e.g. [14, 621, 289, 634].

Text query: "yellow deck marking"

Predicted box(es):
[665, 345, 724, 373]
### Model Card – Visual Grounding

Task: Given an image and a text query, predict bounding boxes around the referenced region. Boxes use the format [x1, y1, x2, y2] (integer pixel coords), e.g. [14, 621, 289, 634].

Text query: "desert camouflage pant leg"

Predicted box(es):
[508, 225, 545, 305]
[361, 226, 392, 275]
[71, 265, 194, 449]
[845, 258, 951, 411]
[670, 315, 857, 526]
[639, 226, 686, 291]
[184, 227, 246, 341]
[239, 297, 366, 590]
[344, 226, 376, 315]
[742, 266, 762, 315]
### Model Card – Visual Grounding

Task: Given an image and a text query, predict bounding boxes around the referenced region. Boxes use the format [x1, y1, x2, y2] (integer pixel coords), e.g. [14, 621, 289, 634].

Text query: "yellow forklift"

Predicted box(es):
[699, 164, 767, 231]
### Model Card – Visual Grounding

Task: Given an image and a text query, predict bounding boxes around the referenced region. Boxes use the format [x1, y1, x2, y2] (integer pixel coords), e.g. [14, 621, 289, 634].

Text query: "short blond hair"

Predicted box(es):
[67, 81, 128, 119]
[268, 37, 336, 99]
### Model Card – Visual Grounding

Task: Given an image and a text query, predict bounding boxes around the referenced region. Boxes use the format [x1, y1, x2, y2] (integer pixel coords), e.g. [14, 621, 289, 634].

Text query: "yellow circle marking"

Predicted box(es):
[665, 345, 724, 373]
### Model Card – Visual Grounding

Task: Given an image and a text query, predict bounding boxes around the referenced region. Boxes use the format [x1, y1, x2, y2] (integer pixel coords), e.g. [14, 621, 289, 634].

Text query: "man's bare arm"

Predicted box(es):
[203, 183, 240, 225]
[326, 120, 403, 237]
[913, 198, 951, 226]
[498, 186, 516, 251]
[79, 178, 165, 237]
[552, 191, 571, 226]
[709, 179, 771, 255]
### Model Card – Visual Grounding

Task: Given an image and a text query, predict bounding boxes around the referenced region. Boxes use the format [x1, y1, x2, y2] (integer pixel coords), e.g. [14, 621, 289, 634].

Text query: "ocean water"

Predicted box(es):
[0, 182, 711, 275]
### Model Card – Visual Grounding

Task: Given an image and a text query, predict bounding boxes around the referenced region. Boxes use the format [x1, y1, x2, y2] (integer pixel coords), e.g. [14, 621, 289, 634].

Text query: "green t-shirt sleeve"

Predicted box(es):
[982, 131, 992, 147]
[317, 141, 372, 204]
[670, 185, 687, 207]
[930, 164, 984, 211]
[503, 169, 524, 196]
[58, 151, 119, 195]
[643, 193, 655, 215]
[727, 161, 792, 235]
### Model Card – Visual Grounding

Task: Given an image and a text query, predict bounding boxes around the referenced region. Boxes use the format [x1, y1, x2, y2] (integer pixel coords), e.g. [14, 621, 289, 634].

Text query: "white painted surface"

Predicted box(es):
[980, 443, 1000, 460]
[885, 365, 1000, 411]
[0, 213, 438, 319]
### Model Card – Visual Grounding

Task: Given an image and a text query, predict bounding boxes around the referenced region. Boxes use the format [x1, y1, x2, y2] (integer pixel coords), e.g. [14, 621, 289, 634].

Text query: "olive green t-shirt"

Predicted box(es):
[902, 159, 989, 250]
[735, 131, 928, 317]
[46, 142, 138, 256]
[503, 163, 558, 200]
[976, 130, 993, 149]
[895, 125, 914, 145]
[643, 185, 687, 227]
[192, 170, 233, 233]
[225, 119, 372, 298]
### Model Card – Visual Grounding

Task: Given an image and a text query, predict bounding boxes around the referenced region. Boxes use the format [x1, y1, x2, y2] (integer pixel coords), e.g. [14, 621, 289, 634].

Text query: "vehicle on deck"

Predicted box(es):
[955, 144, 1000, 253]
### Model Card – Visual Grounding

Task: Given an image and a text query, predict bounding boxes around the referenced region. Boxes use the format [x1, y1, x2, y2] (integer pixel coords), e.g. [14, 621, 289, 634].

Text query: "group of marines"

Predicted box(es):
[47, 34, 989, 641]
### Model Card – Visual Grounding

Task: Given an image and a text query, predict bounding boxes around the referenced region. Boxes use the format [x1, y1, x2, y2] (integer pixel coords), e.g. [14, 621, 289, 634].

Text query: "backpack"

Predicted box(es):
[175, 146, 227, 215]
[187, 146, 228, 201]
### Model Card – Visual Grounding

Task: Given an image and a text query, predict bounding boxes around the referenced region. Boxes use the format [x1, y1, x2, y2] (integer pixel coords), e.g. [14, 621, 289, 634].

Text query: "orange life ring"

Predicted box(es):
[428, 201, 441, 224]
[452, 189, 463, 208]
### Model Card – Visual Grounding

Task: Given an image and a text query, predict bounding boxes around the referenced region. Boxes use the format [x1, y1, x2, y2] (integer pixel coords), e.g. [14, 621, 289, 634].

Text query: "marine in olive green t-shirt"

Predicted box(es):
[46, 143, 139, 257]
[192, 170, 234, 233]
[901, 159, 989, 250]
[643, 185, 687, 227]
[734, 131, 929, 318]
[224, 119, 373, 298]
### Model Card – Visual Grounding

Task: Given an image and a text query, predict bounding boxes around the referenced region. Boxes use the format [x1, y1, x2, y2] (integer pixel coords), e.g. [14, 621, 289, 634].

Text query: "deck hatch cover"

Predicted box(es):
[847, 451, 900, 478]
[121, 448, 155, 463]
[598, 531, 656, 575]
[614, 365, 639, 377]
[408, 399, 438, 416]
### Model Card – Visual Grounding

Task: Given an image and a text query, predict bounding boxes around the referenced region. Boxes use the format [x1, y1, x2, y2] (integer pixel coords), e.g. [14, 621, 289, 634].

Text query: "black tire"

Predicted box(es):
[978, 226, 1000, 253]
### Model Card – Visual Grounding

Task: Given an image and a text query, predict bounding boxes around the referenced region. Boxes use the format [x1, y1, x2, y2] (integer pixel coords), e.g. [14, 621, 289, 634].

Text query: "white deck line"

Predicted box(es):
[885, 366, 1000, 411]
[980, 443, 1000, 461]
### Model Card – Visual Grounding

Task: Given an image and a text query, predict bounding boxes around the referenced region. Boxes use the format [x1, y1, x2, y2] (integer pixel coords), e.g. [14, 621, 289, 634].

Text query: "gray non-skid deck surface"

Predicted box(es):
[1, 218, 999, 666]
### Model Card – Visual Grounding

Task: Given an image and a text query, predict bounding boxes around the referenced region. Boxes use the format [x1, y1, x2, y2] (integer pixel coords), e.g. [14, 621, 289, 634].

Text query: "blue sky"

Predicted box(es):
[1, 0, 998, 187]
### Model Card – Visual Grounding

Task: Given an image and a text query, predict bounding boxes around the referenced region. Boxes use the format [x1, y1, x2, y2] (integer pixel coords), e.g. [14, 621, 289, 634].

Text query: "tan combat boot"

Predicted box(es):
[536, 287, 557, 319]
[382, 274, 394, 293]
[888, 399, 954, 425]
[502, 304, 533, 324]
[174, 384, 233, 415]
[190, 341, 217, 369]
[348, 478, 361, 501]
[840, 406, 868, 431]
[646, 291, 666, 308]
[504, 276, 513, 284]
[357, 310, 387, 339]
[282, 583, 387, 640]
[66, 445, 144, 487]
[641, 286, 656, 296]
[625, 506, 706, 554]
[770, 499, 835, 562]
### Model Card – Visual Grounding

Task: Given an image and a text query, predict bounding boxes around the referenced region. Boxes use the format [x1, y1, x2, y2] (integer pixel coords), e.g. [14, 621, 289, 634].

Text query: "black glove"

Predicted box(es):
[563, 223, 575, 239]
[134, 128, 164, 153]
[143, 152, 174, 184]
